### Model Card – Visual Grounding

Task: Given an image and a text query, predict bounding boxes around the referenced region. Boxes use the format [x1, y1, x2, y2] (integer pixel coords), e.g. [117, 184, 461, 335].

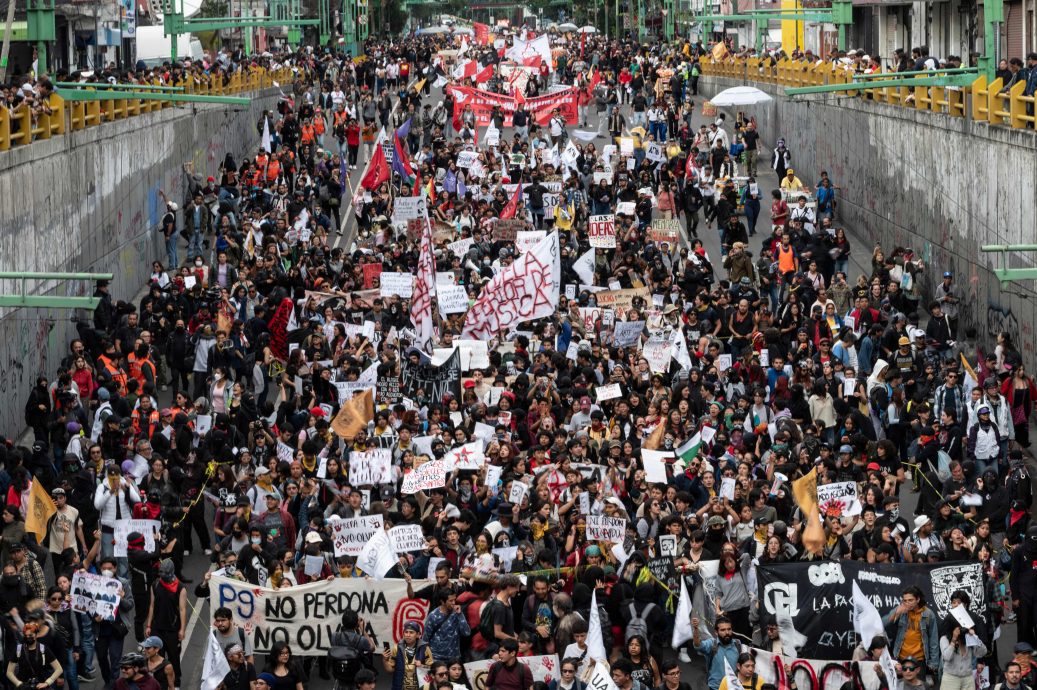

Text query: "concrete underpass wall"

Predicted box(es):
[701, 76, 1037, 369]
[0, 91, 278, 435]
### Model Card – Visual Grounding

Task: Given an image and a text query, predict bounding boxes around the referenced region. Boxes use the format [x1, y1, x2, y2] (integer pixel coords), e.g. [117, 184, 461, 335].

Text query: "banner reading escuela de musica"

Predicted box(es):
[211, 575, 429, 655]
[447, 84, 579, 128]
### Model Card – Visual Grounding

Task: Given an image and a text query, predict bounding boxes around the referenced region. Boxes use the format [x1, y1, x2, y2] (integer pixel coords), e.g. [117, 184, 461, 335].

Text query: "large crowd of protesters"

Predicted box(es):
[4, 26, 1037, 690]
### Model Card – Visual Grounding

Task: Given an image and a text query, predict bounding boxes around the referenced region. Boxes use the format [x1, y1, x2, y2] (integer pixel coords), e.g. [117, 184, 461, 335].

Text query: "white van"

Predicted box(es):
[135, 25, 204, 67]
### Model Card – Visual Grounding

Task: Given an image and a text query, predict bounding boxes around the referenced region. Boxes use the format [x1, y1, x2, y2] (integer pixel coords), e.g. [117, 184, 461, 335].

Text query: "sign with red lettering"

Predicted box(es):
[447, 84, 579, 127]
[588, 214, 616, 248]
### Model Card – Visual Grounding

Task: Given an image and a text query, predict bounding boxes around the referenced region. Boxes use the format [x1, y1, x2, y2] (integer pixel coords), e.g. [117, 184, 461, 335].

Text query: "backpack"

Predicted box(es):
[479, 598, 502, 640]
[329, 630, 376, 682]
[625, 602, 655, 644]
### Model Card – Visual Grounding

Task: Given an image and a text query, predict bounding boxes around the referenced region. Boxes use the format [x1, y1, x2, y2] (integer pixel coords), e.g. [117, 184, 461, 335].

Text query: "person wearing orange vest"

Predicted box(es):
[773, 234, 799, 302]
[126, 342, 157, 390]
[300, 120, 316, 146]
[313, 108, 326, 147]
[131, 395, 160, 441]
[97, 343, 128, 396]
[265, 156, 281, 184]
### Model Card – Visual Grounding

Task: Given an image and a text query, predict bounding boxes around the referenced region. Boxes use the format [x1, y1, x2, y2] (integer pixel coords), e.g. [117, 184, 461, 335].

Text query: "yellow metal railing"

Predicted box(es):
[701, 57, 1037, 130]
[0, 67, 292, 152]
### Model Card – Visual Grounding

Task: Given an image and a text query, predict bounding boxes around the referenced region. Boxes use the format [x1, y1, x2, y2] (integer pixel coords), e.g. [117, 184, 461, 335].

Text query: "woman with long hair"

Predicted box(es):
[263, 641, 305, 690]
[621, 635, 660, 688]
[1002, 364, 1037, 447]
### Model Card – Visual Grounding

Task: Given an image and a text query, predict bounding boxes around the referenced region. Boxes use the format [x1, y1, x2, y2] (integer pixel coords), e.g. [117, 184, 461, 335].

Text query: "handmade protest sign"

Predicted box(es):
[348, 448, 392, 486]
[211, 574, 430, 654]
[401, 459, 447, 494]
[71, 571, 122, 621]
[586, 515, 626, 543]
[389, 524, 427, 553]
[588, 214, 616, 248]
[379, 272, 414, 299]
[816, 481, 862, 517]
[330, 514, 385, 556]
[113, 519, 160, 557]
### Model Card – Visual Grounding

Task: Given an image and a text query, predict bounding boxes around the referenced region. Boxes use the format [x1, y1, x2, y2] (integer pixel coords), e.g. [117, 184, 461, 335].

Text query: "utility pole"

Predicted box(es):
[0, 0, 18, 82]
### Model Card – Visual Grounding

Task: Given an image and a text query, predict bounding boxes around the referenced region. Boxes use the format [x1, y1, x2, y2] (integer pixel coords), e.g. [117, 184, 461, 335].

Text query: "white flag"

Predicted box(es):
[201, 630, 231, 690]
[573, 248, 596, 286]
[723, 658, 744, 690]
[357, 529, 398, 580]
[261, 118, 272, 153]
[671, 577, 695, 649]
[672, 327, 693, 371]
[462, 232, 560, 340]
[588, 661, 619, 690]
[410, 209, 438, 351]
[853, 582, 899, 690]
[586, 589, 608, 663]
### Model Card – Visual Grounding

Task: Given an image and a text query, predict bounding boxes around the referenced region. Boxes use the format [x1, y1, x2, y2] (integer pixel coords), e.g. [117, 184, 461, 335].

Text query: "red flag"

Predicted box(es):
[580, 30, 586, 59]
[514, 87, 526, 106]
[474, 22, 490, 45]
[521, 55, 542, 68]
[474, 63, 494, 83]
[360, 142, 390, 190]
[589, 67, 601, 92]
[500, 182, 523, 219]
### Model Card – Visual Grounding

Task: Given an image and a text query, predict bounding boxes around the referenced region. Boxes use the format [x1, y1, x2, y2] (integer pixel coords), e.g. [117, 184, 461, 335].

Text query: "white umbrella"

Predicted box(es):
[578, 25, 597, 33]
[558, 22, 578, 32]
[709, 86, 773, 106]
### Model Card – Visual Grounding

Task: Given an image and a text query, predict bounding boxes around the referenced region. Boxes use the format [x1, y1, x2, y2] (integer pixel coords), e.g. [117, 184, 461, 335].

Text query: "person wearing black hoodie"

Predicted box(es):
[619, 583, 669, 663]
[1010, 525, 1037, 647]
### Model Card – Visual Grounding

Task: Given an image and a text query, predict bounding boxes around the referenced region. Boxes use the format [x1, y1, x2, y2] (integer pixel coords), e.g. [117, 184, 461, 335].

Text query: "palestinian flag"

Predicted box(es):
[675, 432, 702, 464]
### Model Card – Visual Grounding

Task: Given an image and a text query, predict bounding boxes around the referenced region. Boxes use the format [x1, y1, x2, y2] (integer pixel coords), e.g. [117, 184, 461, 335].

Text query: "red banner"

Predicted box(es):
[447, 85, 579, 128]
[473, 22, 490, 45]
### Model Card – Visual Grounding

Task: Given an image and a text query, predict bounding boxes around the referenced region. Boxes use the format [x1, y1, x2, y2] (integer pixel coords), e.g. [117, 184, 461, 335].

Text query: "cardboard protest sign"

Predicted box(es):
[588, 214, 617, 248]
[71, 571, 122, 621]
[330, 514, 385, 556]
[586, 515, 626, 542]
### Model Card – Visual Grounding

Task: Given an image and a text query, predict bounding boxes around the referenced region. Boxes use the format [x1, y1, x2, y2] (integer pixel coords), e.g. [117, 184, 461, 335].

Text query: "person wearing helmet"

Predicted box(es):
[5, 622, 63, 689]
[114, 653, 160, 690]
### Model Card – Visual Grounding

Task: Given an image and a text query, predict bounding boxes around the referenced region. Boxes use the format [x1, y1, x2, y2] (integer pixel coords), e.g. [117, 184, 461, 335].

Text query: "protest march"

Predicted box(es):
[3, 17, 1036, 690]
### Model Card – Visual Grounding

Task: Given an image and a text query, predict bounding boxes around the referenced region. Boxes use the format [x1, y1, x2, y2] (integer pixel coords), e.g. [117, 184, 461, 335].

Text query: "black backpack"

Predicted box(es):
[329, 631, 376, 682]
[479, 599, 502, 640]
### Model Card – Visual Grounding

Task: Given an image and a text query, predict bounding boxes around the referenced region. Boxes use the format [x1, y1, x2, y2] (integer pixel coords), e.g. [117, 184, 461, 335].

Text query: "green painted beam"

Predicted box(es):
[852, 68, 977, 80]
[981, 244, 1037, 252]
[0, 296, 101, 309]
[786, 75, 976, 95]
[179, 17, 319, 30]
[54, 81, 186, 91]
[56, 89, 250, 105]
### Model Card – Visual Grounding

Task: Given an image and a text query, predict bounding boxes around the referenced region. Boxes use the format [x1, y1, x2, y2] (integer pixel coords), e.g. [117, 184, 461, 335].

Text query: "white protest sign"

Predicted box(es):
[456, 150, 479, 168]
[438, 285, 470, 316]
[641, 449, 670, 484]
[516, 230, 548, 254]
[613, 321, 644, 348]
[379, 272, 415, 298]
[71, 571, 121, 621]
[113, 519, 160, 557]
[389, 524, 427, 553]
[330, 514, 385, 557]
[717, 354, 732, 372]
[645, 142, 666, 162]
[401, 459, 446, 494]
[195, 414, 213, 436]
[719, 476, 737, 501]
[348, 448, 393, 486]
[588, 214, 616, 248]
[448, 237, 475, 257]
[643, 337, 672, 373]
[619, 137, 634, 156]
[658, 534, 678, 558]
[509, 480, 530, 505]
[595, 383, 622, 402]
[616, 201, 636, 216]
[485, 464, 503, 490]
[392, 196, 426, 223]
[586, 515, 627, 543]
[843, 377, 857, 397]
[442, 441, 485, 471]
[816, 481, 862, 517]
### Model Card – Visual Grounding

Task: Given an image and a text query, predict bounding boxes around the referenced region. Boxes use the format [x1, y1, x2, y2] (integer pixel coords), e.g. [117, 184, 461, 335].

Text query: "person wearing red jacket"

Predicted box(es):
[344, 118, 361, 170]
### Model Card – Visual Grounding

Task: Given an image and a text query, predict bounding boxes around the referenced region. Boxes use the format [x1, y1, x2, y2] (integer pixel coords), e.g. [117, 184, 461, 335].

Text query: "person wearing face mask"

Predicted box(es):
[125, 532, 157, 641]
[93, 556, 135, 690]
[6, 621, 63, 690]
[144, 559, 186, 689]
